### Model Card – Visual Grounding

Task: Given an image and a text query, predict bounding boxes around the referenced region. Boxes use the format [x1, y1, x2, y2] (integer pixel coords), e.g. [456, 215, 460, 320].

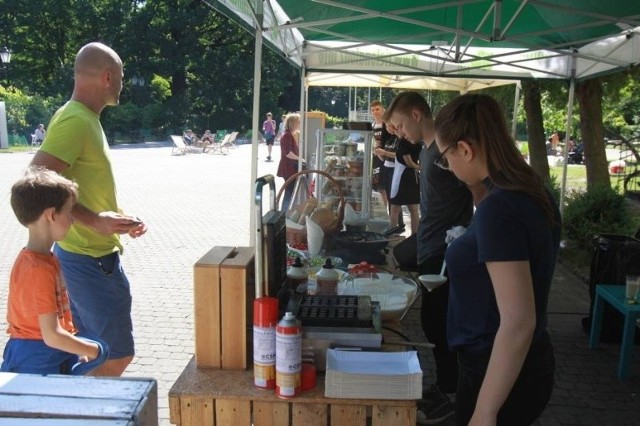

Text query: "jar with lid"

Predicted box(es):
[316, 258, 340, 296]
[286, 257, 308, 291]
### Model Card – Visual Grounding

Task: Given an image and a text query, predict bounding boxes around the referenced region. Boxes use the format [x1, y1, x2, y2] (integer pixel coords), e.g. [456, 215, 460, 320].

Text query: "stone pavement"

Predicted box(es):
[0, 142, 638, 425]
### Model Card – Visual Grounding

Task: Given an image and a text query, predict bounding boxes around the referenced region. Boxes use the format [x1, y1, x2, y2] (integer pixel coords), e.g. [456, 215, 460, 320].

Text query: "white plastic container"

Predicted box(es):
[286, 257, 308, 291]
[316, 258, 339, 295]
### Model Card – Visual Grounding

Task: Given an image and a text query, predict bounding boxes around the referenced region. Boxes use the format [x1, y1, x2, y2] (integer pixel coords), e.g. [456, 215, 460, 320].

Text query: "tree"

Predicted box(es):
[576, 78, 610, 190]
[522, 80, 550, 182]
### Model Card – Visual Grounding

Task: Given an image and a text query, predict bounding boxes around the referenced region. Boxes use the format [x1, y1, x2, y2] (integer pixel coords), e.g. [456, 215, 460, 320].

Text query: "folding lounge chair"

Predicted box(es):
[170, 135, 188, 155]
[207, 131, 239, 155]
[207, 134, 230, 155]
[30, 133, 41, 153]
[223, 131, 239, 149]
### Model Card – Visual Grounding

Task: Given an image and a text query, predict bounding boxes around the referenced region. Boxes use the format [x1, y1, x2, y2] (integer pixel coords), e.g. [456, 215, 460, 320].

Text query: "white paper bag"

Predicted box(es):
[306, 217, 324, 255]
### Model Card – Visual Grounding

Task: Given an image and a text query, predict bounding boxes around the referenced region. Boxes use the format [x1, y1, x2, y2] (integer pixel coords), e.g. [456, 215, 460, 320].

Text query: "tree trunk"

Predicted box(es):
[522, 80, 550, 182]
[576, 78, 610, 190]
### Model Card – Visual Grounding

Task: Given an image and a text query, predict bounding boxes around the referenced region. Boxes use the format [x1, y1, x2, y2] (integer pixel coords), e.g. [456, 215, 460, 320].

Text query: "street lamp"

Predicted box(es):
[0, 46, 11, 87]
[130, 74, 145, 105]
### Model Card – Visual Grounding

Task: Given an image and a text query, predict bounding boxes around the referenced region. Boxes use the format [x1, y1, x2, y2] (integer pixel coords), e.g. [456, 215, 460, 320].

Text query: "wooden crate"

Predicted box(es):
[169, 357, 416, 426]
[0, 373, 157, 425]
[194, 246, 255, 369]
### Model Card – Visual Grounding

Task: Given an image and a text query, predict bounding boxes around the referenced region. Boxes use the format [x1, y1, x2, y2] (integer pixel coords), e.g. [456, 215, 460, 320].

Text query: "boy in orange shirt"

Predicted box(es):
[1, 167, 108, 374]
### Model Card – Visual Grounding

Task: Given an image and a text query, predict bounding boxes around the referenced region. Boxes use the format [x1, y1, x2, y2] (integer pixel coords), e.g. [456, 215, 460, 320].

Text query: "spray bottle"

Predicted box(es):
[275, 312, 302, 398]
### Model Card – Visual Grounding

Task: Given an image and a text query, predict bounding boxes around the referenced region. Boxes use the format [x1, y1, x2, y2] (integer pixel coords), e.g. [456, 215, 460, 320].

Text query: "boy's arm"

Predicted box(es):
[39, 313, 99, 360]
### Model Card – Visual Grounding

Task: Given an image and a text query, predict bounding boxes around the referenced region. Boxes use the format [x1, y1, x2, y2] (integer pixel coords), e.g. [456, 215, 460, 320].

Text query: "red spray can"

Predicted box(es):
[275, 311, 302, 398]
[253, 298, 278, 389]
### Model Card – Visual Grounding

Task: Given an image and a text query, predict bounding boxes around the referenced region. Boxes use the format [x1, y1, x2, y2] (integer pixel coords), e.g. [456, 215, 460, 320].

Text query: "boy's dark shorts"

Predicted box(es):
[266, 135, 275, 145]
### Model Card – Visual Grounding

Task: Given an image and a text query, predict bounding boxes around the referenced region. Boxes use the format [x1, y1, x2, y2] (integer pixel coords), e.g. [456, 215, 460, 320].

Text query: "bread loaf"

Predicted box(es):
[310, 208, 338, 233]
[297, 198, 318, 224]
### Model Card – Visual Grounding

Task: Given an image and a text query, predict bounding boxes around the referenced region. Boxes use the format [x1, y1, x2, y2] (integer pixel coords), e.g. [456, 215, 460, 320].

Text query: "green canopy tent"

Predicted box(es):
[203, 0, 640, 242]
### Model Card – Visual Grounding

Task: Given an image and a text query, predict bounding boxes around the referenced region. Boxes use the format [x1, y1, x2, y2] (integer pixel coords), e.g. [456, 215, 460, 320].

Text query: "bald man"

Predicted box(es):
[30, 42, 147, 376]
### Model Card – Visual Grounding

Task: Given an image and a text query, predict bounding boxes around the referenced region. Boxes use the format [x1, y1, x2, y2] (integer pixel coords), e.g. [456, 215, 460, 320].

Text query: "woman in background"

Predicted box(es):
[34, 124, 46, 146]
[277, 113, 304, 211]
[434, 94, 560, 426]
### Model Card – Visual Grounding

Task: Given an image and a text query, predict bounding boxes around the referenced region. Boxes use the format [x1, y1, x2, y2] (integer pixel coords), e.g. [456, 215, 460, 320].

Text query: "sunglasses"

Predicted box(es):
[433, 141, 459, 170]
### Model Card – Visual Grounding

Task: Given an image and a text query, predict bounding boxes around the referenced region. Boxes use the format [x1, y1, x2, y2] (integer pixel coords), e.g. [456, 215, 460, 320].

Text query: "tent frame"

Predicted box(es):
[202, 0, 640, 244]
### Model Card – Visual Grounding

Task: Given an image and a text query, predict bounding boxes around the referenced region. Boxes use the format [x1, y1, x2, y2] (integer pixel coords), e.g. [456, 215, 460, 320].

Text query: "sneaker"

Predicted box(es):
[416, 386, 454, 425]
[266, 156, 271, 162]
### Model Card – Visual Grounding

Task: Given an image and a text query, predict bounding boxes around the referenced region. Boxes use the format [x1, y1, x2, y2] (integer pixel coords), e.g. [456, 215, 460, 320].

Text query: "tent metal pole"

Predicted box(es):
[511, 82, 521, 139]
[354, 87, 357, 120]
[249, 0, 264, 247]
[300, 68, 307, 167]
[559, 56, 577, 217]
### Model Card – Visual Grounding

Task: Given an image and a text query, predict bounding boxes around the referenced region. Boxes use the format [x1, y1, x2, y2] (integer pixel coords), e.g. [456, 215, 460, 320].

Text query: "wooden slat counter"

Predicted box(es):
[169, 357, 416, 426]
[0, 372, 157, 425]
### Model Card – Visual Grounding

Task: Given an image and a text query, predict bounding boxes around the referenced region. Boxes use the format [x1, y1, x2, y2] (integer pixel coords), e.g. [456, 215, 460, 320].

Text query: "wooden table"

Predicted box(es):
[0, 372, 157, 425]
[169, 357, 416, 426]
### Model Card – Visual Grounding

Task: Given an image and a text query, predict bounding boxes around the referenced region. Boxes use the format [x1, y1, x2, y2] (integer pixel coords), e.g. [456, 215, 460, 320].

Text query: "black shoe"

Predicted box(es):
[416, 385, 454, 425]
[266, 156, 272, 162]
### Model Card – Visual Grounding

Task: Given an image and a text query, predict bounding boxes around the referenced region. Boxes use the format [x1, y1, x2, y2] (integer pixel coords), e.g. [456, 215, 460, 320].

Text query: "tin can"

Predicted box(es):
[275, 312, 302, 398]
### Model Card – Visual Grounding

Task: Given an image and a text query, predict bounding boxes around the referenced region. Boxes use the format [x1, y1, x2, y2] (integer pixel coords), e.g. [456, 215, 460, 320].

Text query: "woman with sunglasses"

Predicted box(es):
[434, 94, 560, 425]
[385, 91, 473, 423]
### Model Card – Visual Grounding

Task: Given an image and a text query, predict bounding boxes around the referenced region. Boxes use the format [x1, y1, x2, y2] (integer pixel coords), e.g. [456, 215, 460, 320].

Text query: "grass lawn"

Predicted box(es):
[551, 165, 588, 193]
[0, 146, 33, 153]
[550, 164, 633, 194]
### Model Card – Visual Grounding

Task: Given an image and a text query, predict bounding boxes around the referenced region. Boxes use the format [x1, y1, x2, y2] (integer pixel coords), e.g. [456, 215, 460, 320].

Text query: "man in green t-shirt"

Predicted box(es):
[30, 42, 147, 377]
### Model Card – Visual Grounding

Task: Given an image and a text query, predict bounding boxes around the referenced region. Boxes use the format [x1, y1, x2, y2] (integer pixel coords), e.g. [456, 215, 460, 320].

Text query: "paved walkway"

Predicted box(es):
[0, 142, 638, 425]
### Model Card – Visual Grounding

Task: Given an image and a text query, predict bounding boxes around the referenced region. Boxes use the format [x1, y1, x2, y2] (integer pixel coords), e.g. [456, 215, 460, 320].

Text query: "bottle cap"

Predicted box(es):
[293, 256, 304, 268]
[323, 258, 334, 269]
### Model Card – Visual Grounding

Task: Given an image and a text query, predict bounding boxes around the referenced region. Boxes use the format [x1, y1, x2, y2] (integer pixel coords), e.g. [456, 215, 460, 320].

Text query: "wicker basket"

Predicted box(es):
[276, 169, 346, 247]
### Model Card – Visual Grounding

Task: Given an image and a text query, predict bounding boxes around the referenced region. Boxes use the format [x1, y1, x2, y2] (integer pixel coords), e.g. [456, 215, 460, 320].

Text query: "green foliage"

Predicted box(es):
[547, 173, 561, 203]
[324, 113, 347, 129]
[149, 75, 171, 102]
[602, 68, 640, 140]
[563, 185, 635, 247]
[1, 86, 30, 132]
[103, 103, 142, 139]
[3, 0, 299, 139]
[9, 134, 28, 146]
[0, 86, 59, 140]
